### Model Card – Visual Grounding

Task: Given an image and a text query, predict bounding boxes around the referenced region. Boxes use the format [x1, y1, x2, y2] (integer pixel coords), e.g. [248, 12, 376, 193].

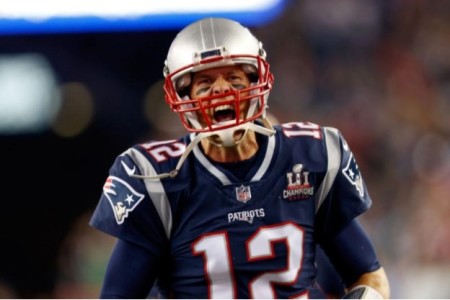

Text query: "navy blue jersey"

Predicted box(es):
[90, 121, 372, 299]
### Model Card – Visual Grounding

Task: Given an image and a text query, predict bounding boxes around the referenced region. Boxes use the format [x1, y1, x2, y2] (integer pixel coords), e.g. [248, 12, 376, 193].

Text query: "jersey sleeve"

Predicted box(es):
[315, 127, 372, 242]
[89, 148, 169, 257]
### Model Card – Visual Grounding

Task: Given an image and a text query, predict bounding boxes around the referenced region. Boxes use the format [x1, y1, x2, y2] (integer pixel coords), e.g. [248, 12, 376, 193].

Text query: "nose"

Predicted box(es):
[211, 77, 231, 95]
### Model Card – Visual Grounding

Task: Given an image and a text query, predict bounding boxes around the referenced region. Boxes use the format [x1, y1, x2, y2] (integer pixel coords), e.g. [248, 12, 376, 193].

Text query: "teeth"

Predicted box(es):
[214, 104, 233, 113]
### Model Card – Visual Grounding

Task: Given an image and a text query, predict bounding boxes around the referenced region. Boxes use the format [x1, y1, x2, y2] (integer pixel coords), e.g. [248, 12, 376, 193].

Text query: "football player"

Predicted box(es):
[90, 17, 390, 299]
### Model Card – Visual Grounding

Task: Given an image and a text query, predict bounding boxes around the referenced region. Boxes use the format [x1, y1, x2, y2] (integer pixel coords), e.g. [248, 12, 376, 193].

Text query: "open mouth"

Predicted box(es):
[213, 104, 236, 123]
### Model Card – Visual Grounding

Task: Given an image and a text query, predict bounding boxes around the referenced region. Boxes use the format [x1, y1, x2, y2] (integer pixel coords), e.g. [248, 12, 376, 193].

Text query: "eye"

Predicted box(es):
[228, 74, 247, 90]
[192, 78, 212, 95]
[193, 77, 211, 90]
[197, 78, 212, 86]
[227, 74, 243, 82]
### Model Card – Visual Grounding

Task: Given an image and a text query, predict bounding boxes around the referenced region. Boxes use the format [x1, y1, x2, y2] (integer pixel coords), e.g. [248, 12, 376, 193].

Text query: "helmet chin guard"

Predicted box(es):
[207, 121, 249, 147]
[207, 119, 275, 147]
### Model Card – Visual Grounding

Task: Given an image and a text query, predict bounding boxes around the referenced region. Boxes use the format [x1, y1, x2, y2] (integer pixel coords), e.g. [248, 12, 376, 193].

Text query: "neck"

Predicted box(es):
[201, 130, 259, 163]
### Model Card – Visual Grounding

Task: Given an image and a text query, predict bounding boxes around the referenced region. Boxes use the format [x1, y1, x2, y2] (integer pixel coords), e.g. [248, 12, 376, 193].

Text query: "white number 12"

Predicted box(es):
[192, 222, 308, 299]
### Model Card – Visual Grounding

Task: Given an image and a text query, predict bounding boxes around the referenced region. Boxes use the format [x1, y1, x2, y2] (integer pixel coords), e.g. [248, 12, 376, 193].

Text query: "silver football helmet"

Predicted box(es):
[163, 17, 275, 147]
[132, 18, 276, 180]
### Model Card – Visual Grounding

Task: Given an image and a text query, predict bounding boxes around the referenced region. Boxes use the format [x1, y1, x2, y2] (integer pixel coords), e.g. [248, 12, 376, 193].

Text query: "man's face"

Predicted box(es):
[189, 65, 251, 127]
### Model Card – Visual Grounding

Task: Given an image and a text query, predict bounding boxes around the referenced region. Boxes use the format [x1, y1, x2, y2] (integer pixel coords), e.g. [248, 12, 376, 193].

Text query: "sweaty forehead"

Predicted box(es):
[192, 65, 246, 78]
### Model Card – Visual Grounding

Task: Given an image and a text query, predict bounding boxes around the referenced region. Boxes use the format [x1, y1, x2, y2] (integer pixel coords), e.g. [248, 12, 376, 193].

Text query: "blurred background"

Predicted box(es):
[0, 0, 449, 298]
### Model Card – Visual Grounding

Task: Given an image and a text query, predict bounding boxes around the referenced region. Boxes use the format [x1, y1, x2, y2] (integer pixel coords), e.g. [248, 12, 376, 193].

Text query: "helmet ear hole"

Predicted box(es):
[241, 64, 258, 83]
[175, 73, 192, 97]
[176, 73, 191, 90]
[242, 64, 257, 74]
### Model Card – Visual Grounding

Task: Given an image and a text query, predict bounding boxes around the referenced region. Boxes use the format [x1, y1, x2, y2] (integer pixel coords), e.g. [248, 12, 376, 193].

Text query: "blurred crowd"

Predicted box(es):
[254, 0, 450, 297]
[1, 0, 449, 298]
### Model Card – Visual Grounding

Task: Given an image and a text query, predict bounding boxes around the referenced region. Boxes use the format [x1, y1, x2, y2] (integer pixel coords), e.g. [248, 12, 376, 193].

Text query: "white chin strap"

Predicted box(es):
[130, 117, 275, 180]
[207, 120, 250, 147]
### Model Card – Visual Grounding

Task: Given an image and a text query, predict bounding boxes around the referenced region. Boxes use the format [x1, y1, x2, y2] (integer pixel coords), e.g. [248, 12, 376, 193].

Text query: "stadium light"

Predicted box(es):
[0, 54, 61, 134]
[0, 0, 287, 35]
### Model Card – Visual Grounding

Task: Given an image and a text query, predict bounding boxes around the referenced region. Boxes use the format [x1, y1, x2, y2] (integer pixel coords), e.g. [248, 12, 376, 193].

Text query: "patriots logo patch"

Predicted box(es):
[103, 176, 144, 224]
[342, 154, 364, 197]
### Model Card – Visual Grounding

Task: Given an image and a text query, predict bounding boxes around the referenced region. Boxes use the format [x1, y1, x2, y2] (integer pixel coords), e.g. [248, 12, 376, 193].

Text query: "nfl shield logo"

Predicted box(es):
[235, 185, 251, 203]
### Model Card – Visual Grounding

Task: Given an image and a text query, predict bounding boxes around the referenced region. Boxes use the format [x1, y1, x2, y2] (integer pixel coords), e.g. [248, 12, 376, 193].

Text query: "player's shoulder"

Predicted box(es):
[274, 121, 348, 158]
[133, 134, 188, 159]
[109, 134, 191, 178]
[275, 121, 342, 142]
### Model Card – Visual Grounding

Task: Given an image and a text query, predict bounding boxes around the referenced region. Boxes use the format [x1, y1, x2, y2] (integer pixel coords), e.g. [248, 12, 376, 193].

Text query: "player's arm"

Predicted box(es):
[100, 238, 159, 298]
[319, 219, 390, 299]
